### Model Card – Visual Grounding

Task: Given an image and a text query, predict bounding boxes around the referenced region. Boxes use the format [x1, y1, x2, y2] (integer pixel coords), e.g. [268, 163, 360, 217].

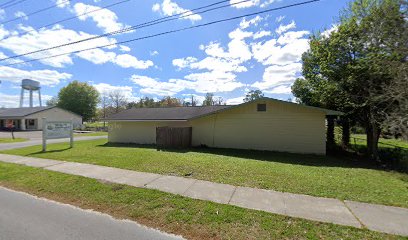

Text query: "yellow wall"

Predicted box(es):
[108, 100, 327, 154]
[108, 121, 189, 144]
[190, 101, 326, 154]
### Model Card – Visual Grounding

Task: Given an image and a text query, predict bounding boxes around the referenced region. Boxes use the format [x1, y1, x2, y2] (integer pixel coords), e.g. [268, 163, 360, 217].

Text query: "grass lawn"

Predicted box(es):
[0, 138, 28, 144]
[2, 139, 408, 208]
[0, 162, 402, 240]
[74, 132, 108, 137]
[350, 134, 408, 149]
[83, 122, 106, 128]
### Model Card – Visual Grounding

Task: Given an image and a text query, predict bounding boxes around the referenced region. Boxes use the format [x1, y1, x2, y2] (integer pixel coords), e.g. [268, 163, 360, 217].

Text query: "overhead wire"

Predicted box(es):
[0, 0, 30, 10]
[0, 0, 18, 8]
[2, 0, 320, 67]
[0, 0, 236, 61]
[0, 0, 73, 25]
[0, 0, 131, 42]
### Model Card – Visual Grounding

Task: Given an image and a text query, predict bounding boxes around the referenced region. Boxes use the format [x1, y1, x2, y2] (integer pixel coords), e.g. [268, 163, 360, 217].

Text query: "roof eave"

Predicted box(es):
[104, 119, 189, 122]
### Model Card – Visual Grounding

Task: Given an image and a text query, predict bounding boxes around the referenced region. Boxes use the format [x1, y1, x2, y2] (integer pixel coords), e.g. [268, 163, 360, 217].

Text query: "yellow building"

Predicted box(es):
[106, 98, 342, 155]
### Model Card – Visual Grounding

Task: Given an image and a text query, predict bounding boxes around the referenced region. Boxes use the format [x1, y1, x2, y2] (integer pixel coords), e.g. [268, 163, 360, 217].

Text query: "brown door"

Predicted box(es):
[156, 127, 192, 149]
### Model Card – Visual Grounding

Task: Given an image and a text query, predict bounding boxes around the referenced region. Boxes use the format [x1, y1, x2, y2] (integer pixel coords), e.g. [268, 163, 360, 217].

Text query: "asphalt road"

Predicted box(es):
[0, 135, 107, 150]
[0, 187, 184, 240]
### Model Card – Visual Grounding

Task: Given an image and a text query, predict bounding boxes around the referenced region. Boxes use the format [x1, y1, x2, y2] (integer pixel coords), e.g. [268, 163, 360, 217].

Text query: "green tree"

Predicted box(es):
[57, 81, 99, 122]
[46, 96, 59, 106]
[108, 90, 127, 113]
[292, 0, 407, 160]
[243, 90, 264, 102]
[183, 95, 198, 107]
[127, 97, 157, 108]
[202, 93, 215, 106]
[159, 96, 182, 107]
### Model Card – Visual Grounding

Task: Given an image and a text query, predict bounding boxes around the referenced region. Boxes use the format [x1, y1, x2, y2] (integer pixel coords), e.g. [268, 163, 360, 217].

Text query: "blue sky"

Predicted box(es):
[0, 0, 349, 107]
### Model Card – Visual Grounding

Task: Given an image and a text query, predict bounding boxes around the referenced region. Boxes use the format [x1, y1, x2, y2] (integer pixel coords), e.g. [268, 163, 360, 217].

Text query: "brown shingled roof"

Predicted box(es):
[105, 105, 232, 121]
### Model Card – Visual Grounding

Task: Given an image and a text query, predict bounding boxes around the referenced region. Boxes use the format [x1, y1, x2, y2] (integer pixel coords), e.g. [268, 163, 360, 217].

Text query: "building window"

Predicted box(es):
[28, 119, 35, 126]
[257, 103, 266, 112]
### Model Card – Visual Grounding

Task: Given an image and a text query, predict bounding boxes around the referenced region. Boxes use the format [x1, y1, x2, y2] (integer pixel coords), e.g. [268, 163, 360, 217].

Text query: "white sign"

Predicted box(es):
[45, 122, 72, 139]
[42, 118, 73, 152]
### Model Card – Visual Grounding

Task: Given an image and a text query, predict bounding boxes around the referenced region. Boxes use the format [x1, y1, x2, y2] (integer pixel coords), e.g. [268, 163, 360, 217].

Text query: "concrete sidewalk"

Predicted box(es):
[1, 153, 407, 237]
[0, 135, 107, 150]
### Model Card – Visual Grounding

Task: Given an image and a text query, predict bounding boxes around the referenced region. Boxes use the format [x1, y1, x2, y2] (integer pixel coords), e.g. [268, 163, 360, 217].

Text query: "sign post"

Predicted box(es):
[70, 119, 74, 148]
[42, 118, 74, 152]
[6, 120, 15, 140]
[42, 118, 46, 152]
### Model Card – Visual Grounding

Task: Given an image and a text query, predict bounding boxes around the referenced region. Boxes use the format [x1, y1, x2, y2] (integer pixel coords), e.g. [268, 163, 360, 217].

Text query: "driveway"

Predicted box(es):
[0, 130, 43, 140]
[0, 187, 184, 240]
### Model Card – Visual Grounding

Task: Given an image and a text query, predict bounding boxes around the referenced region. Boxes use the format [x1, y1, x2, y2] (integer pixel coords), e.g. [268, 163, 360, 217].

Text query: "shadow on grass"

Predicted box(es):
[97, 142, 383, 170]
[27, 147, 72, 156]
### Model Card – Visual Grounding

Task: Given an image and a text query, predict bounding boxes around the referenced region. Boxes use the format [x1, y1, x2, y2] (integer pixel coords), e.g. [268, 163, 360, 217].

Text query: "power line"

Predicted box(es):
[0, 0, 131, 43]
[0, 0, 30, 10]
[0, 0, 236, 61]
[2, 0, 320, 67]
[0, 0, 18, 8]
[0, 0, 73, 25]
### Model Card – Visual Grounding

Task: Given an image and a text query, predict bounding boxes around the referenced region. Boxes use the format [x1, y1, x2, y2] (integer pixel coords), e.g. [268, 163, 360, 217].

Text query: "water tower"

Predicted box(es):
[20, 79, 42, 108]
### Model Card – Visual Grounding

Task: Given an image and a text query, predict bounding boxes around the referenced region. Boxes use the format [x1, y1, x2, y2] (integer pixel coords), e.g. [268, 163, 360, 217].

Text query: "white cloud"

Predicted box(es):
[73, 3, 128, 33]
[14, 11, 28, 20]
[253, 30, 271, 39]
[181, 93, 205, 104]
[239, 16, 262, 29]
[169, 25, 256, 95]
[275, 20, 296, 35]
[0, 66, 72, 86]
[265, 84, 292, 94]
[131, 75, 186, 96]
[113, 54, 154, 69]
[152, 0, 201, 22]
[119, 45, 131, 52]
[189, 57, 247, 73]
[321, 24, 339, 38]
[0, 25, 9, 39]
[55, 0, 70, 8]
[252, 63, 302, 90]
[0, 51, 26, 64]
[131, 70, 245, 96]
[150, 50, 159, 56]
[249, 21, 310, 93]
[0, 25, 115, 67]
[183, 71, 244, 93]
[260, 0, 278, 8]
[152, 3, 161, 12]
[0, 9, 5, 20]
[0, 92, 52, 108]
[76, 48, 116, 65]
[275, 15, 285, 22]
[0, 93, 50, 108]
[226, 28, 253, 62]
[252, 30, 310, 66]
[0, 93, 21, 108]
[226, 96, 244, 105]
[277, 30, 309, 45]
[0, 25, 153, 69]
[230, 0, 260, 8]
[93, 83, 137, 101]
[172, 56, 197, 69]
[136, 16, 309, 97]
